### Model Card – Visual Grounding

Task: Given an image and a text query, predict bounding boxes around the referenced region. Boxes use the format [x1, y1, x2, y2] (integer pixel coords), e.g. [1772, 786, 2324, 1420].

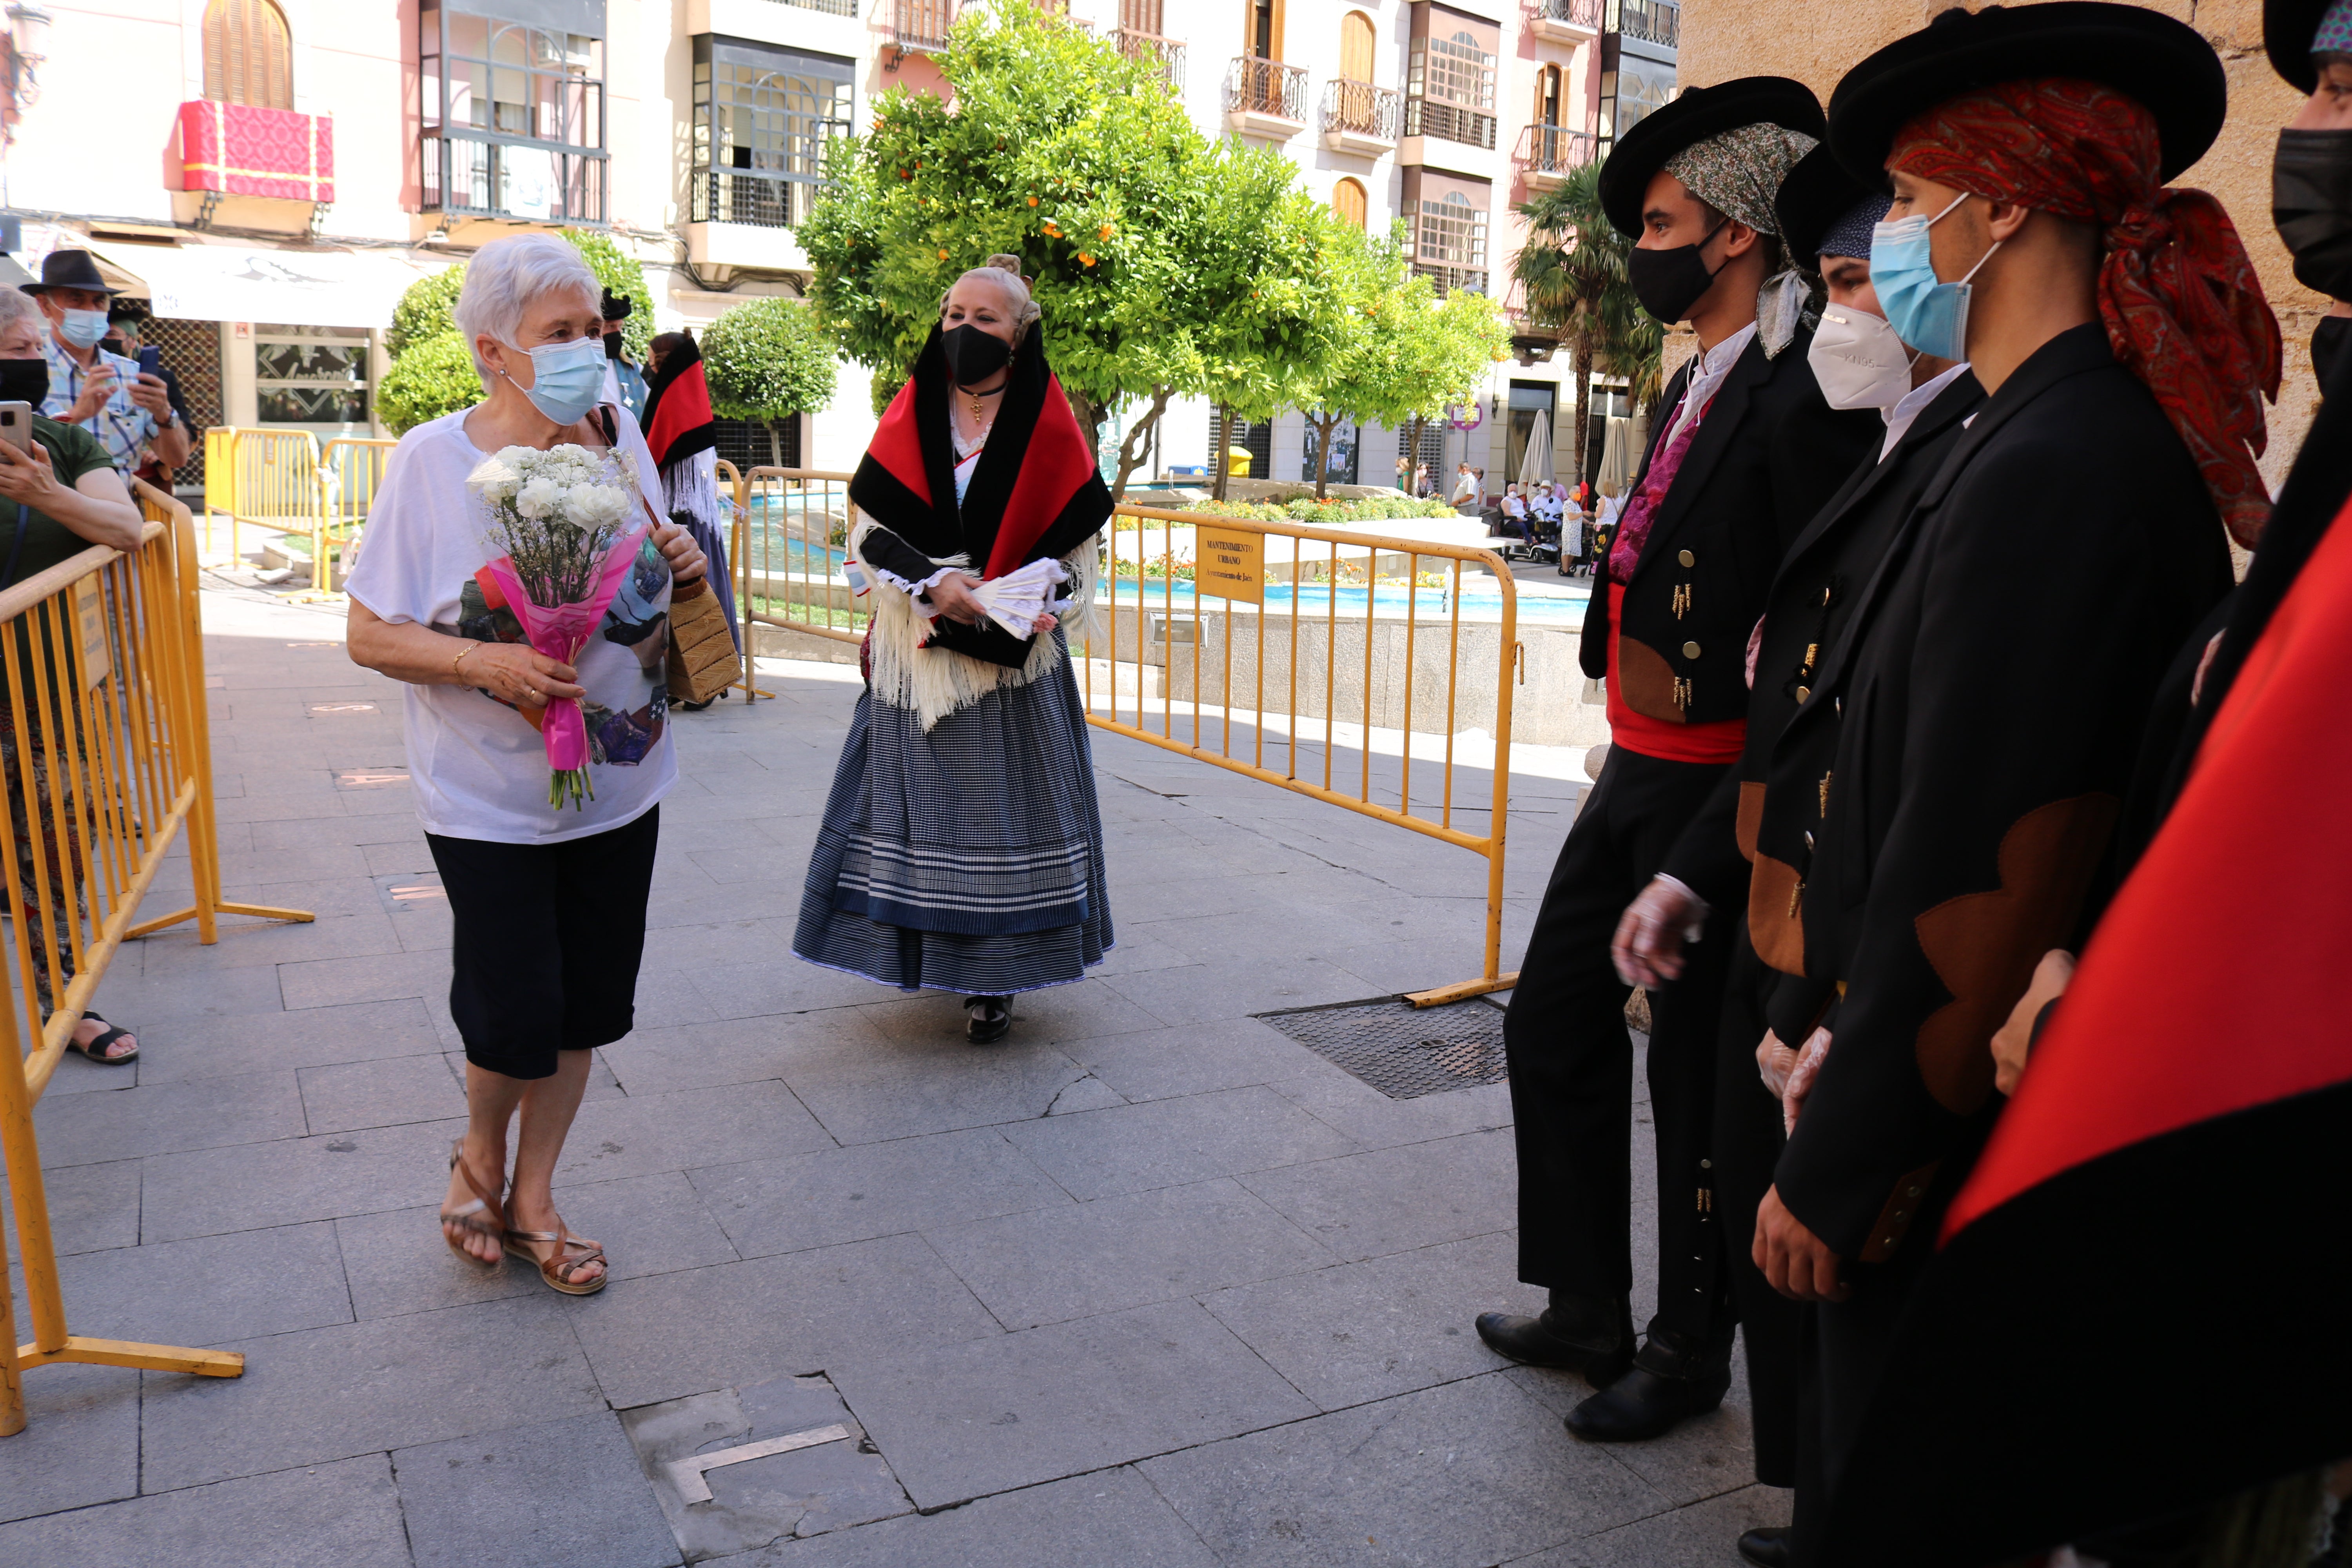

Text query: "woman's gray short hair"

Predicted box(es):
[0, 288, 44, 338]
[938, 254, 1042, 347]
[453, 233, 601, 378]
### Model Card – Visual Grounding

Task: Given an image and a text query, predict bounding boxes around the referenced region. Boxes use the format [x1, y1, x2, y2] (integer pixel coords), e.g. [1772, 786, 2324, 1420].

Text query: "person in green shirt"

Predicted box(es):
[0, 286, 148, 1064]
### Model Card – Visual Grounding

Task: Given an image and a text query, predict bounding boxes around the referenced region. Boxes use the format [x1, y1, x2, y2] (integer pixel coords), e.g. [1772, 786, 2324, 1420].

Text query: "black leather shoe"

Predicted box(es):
[965, 996, 1011, 1044]
[1563, 1328, 1732, 1442]
[1474, 1296, 1634, 1387]
[1736, 1526, 1791, 1568]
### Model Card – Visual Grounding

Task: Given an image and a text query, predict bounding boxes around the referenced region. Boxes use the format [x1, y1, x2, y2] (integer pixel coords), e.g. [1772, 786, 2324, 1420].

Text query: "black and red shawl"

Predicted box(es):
[640, 330, 716, 476]
[1814, 488, 2352, 1567]
[849, 323, 1111, 667]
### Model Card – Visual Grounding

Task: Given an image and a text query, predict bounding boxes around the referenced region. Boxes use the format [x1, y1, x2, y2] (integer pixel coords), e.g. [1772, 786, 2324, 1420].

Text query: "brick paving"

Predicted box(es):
[0, 581, 1782, 1566]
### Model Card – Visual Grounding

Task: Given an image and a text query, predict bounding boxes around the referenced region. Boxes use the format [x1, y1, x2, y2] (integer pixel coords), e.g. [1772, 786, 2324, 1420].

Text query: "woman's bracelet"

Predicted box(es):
[452, 642, 477, 683]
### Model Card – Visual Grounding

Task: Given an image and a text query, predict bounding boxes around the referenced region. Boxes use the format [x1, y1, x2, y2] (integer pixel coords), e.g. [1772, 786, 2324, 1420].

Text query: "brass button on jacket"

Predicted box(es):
[1681, 641, 1701, 660]
[1677, 548, 1695, 567]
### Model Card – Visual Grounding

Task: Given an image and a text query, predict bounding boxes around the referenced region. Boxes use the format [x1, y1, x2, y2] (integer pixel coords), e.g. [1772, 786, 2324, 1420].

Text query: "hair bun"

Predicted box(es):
[984, 254, 1022, 274]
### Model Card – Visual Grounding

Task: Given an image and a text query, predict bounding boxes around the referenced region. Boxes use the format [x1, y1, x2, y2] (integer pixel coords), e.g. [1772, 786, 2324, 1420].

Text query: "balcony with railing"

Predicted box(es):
[1224, 56, 1308, 139]
[1321, 77, 1401, 156]
[1111, 29, 1186, 85]
[894, 0, 955, 54]
[1519, 122, 1595, 192]
[423, 133, 608, 225]
[1412, 260, 1488, 298]
[1609, 0, 1679, 49]
[1531, 0, 1604, 44]
[1405, 32, 1498, 154]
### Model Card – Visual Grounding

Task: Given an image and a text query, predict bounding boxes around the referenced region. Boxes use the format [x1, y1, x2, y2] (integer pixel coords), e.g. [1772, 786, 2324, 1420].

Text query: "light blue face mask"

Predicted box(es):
[501, 334, 606, 426]
[56, 307, 111, 350]
[1869, 192, 2000, 363]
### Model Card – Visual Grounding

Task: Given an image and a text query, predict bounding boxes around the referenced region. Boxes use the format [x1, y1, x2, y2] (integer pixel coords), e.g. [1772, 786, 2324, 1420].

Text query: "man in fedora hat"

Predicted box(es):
[1475, 76, 1880, 1446]
[23, 249, 189, 478]
[1731, 4, 2278, 1553]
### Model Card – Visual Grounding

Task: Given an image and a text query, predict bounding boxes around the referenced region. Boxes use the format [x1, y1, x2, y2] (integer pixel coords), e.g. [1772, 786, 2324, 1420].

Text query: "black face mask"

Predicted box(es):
[1626, 219, 1731, 325]
[0, 358, 48, 407]
[2314, 315, 2350, 392]
[2274, 129, 2352, 301]
[941, 323, 1011, 386]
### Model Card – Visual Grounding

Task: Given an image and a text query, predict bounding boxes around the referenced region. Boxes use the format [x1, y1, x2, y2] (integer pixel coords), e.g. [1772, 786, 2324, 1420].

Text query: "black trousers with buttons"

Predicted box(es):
[1501, 745, 1737, 1347]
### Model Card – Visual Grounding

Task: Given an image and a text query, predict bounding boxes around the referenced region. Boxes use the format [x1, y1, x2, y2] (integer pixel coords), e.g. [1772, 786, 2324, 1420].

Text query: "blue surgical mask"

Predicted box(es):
[56, 307, 111, 350]
[1870, 193, 2000, 364]
[499, 334, 606, 426]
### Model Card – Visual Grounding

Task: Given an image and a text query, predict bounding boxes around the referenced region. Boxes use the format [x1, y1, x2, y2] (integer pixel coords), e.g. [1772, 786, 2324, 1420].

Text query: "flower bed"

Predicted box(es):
[1113, 496, 1460, 530]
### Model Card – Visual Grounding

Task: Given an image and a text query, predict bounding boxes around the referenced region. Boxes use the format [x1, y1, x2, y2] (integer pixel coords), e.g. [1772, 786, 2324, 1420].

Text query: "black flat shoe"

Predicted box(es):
[965, 995, 1011, 1045]
[1737, 1526, 1792, 1568]
[1473, 1297, 1635, 1387]
[1563, 1329, 1733, 1442]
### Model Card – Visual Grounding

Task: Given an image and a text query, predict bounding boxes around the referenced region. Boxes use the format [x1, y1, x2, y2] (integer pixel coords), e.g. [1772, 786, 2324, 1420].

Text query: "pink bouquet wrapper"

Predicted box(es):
[481, 528, 646, 777]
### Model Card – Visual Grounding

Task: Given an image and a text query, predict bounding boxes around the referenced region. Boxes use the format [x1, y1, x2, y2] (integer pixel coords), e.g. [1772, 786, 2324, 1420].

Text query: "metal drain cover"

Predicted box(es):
[1257, 997, 1508, 1100]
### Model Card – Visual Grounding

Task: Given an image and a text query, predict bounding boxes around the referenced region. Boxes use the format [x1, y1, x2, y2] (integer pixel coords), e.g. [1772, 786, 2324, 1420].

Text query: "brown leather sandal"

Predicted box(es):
[502, 1224, 606, 1296]
[439, 1137, 506, 1269]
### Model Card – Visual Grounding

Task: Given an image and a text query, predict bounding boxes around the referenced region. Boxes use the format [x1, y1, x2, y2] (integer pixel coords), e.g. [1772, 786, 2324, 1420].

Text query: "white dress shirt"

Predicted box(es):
[1880, 361, 1973, 461]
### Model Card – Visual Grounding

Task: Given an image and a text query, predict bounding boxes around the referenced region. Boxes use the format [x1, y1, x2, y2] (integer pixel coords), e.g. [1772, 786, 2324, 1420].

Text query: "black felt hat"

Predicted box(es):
[20, 248, 121, 297]
[1828, 3, 2226, 188]
[2268, 0, 2336, 93]
[1598, 76, 1826, 239]
[1776, 144, 1887, 266]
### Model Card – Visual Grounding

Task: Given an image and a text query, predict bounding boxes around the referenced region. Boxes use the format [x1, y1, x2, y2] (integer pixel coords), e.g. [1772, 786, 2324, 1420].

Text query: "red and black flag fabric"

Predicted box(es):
[1817, 485, 2352, 1568]
[640, 330, 716, 476]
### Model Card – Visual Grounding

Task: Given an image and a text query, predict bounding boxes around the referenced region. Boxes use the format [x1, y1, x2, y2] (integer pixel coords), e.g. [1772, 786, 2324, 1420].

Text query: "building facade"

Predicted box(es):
[0, 0, 1677, 495]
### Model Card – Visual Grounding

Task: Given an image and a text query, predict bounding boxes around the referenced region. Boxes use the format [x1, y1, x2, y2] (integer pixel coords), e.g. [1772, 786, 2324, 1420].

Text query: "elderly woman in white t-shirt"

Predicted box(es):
[345, 234, 706, 1298]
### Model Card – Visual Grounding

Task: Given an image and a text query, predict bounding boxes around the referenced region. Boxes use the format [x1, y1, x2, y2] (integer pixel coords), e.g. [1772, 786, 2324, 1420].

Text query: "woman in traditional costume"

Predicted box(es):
[793, 257, 1114, 1044]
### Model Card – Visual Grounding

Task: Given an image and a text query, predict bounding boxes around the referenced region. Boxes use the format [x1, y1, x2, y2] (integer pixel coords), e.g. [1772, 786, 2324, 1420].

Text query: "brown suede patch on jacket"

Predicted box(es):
[1911, 793, 2120, 1114]
[1748, 852, 1806, 975]
[1735, 780, 1764, 862]
[1616, 635, 1686, 723]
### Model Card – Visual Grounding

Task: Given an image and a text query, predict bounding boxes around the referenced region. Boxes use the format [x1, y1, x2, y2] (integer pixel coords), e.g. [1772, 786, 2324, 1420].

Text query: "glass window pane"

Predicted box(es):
[448, 13, 486, 58]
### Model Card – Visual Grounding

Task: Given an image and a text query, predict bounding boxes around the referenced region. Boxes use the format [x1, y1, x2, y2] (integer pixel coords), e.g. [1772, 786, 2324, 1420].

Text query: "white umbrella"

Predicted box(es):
[1598, 416, 1633, 496]
[1517, 414, 1554, 489]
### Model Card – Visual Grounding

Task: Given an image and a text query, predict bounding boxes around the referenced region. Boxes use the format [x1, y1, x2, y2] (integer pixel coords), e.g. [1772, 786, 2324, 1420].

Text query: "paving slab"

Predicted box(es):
[691, 1127, 1073, 1259]
[1509, 1482, 1789, 1566]
[298, 1049, 468, 1133]
[600, 1009, 884, 1098]
[33, 1067, 308, 1167]
[0, 1453, 413, 1568]
[0, 1362, 141, 1525]
[1265, 1065, 1515, 1150]
[1059, 1016, 1350, 1102]
[8, 1155, 141, 1254]
[50, 1219, 352, 1347]
[1237, 1127, 1519, 1262]
[396, 1410, 681, 1568]
[830, 1298, 1319, 1509]
[126, 996, 444, 1084]
[924, 1176, 1338, 1329]
[1000, 1084, 1361, 1201]
[552, 1080, 835, 1187]
[140, 1292, 608, 1491]
[779, 1038, 1096, 1145]
[140, 1115, 462, 1241]
[1138, 1373, 1669, 1568]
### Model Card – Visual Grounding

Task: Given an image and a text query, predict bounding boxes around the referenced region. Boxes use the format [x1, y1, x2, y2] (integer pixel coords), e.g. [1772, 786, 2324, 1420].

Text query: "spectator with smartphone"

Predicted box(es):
[21, 250, 189, 477]
[103, 306, 190, 491]
[0, 285, 148, 1065]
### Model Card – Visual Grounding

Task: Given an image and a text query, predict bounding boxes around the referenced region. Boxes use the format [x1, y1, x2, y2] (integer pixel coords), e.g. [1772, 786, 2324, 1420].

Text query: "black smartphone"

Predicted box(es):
[136, 346, 162, 377]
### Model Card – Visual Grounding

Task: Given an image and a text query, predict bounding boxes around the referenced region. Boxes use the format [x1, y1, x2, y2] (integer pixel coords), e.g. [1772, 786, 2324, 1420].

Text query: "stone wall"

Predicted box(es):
[1674, 0, 2325, 492]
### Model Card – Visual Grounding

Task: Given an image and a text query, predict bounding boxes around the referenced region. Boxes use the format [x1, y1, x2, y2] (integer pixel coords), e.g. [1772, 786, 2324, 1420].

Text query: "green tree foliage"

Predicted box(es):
[798, 0, 1344, 498]
[387, 266, 466, 362]
[561, 231, 655, 362]
[701, 296, 840, 468]
[1512, 161, 1661, 489]
[378, 332, 483, 435]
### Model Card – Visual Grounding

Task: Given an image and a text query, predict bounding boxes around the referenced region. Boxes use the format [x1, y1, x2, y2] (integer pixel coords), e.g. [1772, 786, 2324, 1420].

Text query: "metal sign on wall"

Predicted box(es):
[73, 575, 112, 689]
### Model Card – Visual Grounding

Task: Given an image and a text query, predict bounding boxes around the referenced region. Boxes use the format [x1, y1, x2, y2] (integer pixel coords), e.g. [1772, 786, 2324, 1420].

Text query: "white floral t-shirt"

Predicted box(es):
[345, 407, 677, 845]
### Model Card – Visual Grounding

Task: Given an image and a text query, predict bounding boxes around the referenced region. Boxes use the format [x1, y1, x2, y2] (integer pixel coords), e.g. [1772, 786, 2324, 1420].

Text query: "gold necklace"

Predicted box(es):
[961, 383, 1004, 423]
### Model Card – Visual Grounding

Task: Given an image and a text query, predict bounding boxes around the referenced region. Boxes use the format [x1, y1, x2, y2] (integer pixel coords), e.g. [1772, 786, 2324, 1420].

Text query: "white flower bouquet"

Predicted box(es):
[466, 443, 649, 809]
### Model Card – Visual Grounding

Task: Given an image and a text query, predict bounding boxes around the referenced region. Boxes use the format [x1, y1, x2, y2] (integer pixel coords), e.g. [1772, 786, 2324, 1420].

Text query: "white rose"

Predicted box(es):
[565, 483, 630, 530]
[515, 477, 563, 519]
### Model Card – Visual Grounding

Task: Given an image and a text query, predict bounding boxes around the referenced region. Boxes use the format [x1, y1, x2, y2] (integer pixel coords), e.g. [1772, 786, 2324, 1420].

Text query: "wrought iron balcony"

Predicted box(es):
[690, 167, 826, 230]
[894, 0, 954, 54]
[1413, 260, 1488, 298]
[1224, 56, 1308, 135]
[1609, 0, 1679, 49]
[1321, 78, 1401, 154]
[1111, 28, 1185, 85]
[1531, 0, 1605, 41]
[422, 131, 608, 226]
[1405, 96, 1497, 151]
[1519, 122, 1596, 191]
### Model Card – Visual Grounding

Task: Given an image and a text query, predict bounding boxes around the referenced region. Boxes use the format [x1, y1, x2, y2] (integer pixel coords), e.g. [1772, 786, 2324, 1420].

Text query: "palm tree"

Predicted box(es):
[1511, 162, 1657, 491]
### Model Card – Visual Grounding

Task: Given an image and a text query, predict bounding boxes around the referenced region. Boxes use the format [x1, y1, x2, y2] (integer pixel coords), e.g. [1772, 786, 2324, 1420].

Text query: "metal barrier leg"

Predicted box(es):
[0, 1210, 22, 1436]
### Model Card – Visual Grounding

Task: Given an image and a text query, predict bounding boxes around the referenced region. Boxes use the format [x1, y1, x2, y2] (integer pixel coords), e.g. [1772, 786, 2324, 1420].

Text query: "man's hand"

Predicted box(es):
[1611, 875, 1707, 987]
[1991, 948, 2074, 1097]
[1782, 1026, 1831, 1135]
[127, 372, 172, 423]
[1756, 1029, 1799, 1098]
[1755, 1185, 1848, 1302]
[64, 362, 117, 424]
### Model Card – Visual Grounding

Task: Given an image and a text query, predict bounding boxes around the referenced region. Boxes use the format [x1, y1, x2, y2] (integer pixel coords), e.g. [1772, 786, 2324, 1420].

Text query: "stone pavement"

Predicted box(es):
[0, 582, 1786, 1567]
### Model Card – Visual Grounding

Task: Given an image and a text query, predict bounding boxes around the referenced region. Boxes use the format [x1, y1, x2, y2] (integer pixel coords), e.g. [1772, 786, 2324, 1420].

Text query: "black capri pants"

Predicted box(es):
[426, 804, 661, 1080]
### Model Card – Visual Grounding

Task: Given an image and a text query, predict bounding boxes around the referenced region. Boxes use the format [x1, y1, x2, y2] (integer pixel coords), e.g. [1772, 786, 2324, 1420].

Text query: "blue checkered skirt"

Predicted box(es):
[793, 649, 1112, 995]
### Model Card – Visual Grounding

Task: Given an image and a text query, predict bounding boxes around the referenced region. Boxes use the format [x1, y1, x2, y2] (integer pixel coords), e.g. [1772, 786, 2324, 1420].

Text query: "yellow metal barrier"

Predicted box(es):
[308, 436, 400, 595]
[712, 459, 770, 703]
[717, 468, 1523, 1008]
[0, 479, 314, 1436]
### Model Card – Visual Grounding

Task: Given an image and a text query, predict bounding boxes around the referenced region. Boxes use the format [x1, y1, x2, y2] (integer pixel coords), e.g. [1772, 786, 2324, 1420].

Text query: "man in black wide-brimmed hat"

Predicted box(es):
[1475, 76, 1880, 1446]
[1728, 5, 2281, 1559]
[21, 248, 189, 477]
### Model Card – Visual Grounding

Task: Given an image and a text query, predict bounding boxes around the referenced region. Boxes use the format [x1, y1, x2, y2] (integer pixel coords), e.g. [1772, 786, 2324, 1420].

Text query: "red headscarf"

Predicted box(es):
[1890, 78, 2282, 548]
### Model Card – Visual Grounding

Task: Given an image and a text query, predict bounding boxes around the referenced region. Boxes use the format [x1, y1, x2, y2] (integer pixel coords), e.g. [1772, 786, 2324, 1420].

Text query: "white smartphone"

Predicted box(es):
[0, 401, 30, 456]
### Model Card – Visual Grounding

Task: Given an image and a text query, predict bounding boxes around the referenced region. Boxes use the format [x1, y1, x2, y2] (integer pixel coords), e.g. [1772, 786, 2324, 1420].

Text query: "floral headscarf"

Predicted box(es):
[1664, 122, 1820, 357]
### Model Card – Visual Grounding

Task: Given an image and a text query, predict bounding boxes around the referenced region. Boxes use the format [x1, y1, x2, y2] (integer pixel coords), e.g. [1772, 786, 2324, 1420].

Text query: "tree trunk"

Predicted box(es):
[1111, 385, 1173, 501]
[765, 419, 784, 470]
[1067, 390, 1107, 463]
[1211, 403, 1234, 503]
[1572, 322, 1594, 494]
[1311, 413, 1340, 501]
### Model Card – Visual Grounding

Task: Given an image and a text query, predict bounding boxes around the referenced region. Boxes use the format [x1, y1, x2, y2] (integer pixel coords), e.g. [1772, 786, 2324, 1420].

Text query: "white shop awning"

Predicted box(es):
[87, 241, 456, 332]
